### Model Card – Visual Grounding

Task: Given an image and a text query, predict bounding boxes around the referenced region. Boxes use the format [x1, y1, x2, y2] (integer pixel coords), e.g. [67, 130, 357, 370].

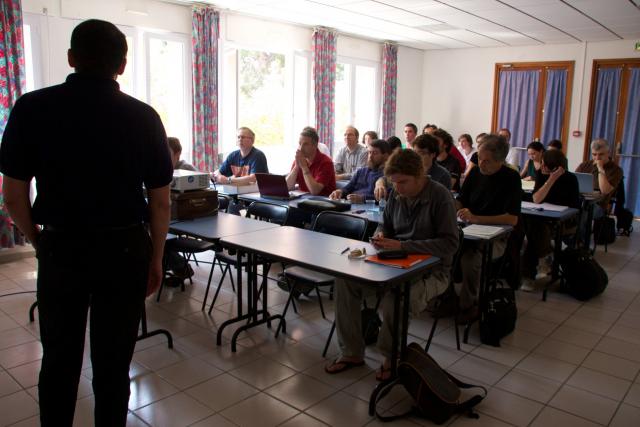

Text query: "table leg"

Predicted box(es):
[137, 304, 173, 348]
[216, 250, 247, 346]
[543, 221, 563, 301]
[229, 252, 285, 352]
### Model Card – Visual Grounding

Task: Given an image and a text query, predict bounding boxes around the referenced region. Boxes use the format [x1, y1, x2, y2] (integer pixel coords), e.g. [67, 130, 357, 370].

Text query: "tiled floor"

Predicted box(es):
[1, 228, 639, 426]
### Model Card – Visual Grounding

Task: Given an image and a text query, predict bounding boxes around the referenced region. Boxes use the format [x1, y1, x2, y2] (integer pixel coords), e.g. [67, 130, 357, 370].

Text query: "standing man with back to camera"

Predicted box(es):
[0, 19, 173, 427]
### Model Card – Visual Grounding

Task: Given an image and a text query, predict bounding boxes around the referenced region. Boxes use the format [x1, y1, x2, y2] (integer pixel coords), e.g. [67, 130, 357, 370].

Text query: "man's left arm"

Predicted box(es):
[2, 177, 39, 244]
[146, 185, 171, 296]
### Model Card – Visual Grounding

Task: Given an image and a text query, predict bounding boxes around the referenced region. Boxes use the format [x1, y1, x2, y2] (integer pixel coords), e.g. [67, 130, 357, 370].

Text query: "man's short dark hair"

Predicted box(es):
[412, 133, 439, 155]
[386, 136, 402, 151]
[423, 123, 437, 133]
[70, 19, 127, 77]
[548, 139, 562, 150]
[433, 128, 454, 153]
[404, 123, 418, 134]
[167, 137, 182, 154]
[369, 139, 391, 154]
[300, 126, 319, 144]
[527, 141, 545, 152]
[479, 134, 509, 162]
[459, 133, 473, 148]
[385, 148, 424, 178]
[542, 149, 567, 171]
[363, 130, 378, 144]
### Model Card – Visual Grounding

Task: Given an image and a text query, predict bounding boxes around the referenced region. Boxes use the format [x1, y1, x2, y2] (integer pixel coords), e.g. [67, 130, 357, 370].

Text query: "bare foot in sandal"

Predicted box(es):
[325, 357, 365, 374]
[375, 359, 392, 381]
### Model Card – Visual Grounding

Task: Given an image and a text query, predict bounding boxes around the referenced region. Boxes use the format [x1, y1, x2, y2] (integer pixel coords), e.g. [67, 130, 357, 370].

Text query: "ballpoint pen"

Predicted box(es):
[341, 247, 350, 254]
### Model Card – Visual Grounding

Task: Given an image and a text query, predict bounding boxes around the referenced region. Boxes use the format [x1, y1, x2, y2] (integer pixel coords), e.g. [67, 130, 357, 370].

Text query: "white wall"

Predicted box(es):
[422, 40, 640, 169]
[396, 45, 424, 139]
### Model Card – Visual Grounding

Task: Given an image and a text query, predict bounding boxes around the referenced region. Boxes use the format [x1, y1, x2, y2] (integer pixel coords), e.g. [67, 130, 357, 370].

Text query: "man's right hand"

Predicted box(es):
[329, 190, 342, 200]
[374, 184, 387, 202]
[146, 260, 163, 297]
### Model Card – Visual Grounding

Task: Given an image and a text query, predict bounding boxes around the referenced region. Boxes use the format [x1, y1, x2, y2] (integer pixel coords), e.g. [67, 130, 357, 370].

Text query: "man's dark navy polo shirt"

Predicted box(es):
[0, 73, 173, 228]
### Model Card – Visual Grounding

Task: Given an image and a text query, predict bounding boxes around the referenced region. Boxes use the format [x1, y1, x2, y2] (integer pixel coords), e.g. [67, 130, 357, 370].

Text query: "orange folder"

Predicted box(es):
[364, 253, 432, 269]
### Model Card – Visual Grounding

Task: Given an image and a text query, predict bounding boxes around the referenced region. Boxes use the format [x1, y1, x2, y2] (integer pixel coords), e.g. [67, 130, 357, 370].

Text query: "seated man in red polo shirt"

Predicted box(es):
[286, 126, 336, 196]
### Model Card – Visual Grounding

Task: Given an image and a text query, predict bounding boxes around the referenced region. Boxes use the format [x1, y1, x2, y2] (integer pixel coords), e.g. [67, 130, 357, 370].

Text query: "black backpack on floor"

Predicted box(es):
[593, 216, 616, 245]
[479, 281, 517, 347]
[371, 343, 486, 425]
[558, 248, 608, 301]
[616, 208, 634, 236]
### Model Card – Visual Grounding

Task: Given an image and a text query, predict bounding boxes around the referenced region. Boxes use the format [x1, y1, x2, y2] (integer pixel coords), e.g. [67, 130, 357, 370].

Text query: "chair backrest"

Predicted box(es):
[312, 211, 368, 241]
[217, 194, 231, 213]
[246, 201, 289, 225]
[227, 199, 243, 216]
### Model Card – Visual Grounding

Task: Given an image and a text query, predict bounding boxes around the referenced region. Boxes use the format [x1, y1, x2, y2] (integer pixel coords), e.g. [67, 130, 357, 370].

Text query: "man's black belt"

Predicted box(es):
[42, 223, 143, 233]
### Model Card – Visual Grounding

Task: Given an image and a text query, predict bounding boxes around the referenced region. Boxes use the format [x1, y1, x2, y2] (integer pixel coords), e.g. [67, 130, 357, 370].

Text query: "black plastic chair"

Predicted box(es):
[157, 197, 231, 302]
[425, 225, 464, 352]
[275, 211, 368, 338]
[203, 201, 289, 313]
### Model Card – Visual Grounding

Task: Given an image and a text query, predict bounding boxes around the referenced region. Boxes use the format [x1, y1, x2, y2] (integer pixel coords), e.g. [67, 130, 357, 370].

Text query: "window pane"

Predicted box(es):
[23, 24, 34, 93]
[148, 37, 190, 160]
[237, 49, 286, 172]
[118, 36, 135, 96]
[354, 65, 376, 134]
[293, 54, 310, 139]
[334, 63, 352, 151]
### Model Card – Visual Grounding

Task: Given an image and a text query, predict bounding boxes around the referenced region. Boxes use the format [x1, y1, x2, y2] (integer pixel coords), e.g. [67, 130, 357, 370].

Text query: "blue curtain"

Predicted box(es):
[498, 70, 540, 168]
[540, 69, 567, 145]
[590, 67, 622, 154]
[619, 67, 640, 215]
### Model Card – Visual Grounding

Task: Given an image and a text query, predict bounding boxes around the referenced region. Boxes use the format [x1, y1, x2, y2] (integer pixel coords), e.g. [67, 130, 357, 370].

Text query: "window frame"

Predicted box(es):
[491, 61, 574, 156]
[335, 55, 382, 143]
[143, 30, 193, 161]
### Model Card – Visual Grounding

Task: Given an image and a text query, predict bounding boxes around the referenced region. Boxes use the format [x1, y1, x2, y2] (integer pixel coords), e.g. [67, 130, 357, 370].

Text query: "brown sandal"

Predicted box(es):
[324, 358, 365, 374]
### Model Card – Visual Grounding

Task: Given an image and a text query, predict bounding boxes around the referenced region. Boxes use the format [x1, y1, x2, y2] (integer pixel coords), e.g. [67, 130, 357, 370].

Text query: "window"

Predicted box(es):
[334, 58, 380, 150]
[221, 46, 310, 174]
[117, 35, 136, 97]
[146, 34, 192, 162]
[22, 13, 44, 93]
[491, 61, 574, 166]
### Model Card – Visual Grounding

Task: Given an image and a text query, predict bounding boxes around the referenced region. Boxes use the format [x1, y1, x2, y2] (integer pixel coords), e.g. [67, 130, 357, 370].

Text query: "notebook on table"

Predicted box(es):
[255, 173, 307, 200]
[365, 253, 432, 269]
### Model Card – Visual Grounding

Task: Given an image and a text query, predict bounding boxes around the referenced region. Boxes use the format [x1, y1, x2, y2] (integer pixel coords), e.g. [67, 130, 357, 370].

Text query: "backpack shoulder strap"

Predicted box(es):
[370, 378, 417, 422]
[444, 370, 487, 417]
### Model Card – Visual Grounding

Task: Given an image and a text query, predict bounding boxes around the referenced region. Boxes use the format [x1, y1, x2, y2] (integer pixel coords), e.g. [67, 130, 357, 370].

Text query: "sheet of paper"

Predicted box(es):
[522, 201, 569, 212]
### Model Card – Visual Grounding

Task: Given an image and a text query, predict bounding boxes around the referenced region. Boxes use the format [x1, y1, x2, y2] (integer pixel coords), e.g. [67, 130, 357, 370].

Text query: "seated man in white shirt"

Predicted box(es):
[334, 126, 368, 181]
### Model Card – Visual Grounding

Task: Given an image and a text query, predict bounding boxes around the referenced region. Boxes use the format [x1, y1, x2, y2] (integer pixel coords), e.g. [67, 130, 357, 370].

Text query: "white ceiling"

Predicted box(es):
[171, 0, 640, 50]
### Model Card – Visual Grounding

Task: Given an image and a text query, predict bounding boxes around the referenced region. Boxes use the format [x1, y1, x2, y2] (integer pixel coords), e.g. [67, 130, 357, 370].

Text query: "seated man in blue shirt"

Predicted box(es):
[212, 127, 268, 185]
[328, 139, 390, 203]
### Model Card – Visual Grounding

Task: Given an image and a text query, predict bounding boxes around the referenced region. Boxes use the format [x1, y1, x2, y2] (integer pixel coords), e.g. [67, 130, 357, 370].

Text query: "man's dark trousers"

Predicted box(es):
[36, 225, 151, 427]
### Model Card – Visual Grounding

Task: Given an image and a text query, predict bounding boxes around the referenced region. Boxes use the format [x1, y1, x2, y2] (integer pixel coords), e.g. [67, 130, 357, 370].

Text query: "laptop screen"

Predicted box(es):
[255, 173, 291, 198]
[573, 172, 594, 194]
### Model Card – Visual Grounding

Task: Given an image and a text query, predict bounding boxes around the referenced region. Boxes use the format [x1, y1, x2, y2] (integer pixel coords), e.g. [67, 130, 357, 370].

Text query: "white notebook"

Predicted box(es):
[462, 225, 506, 239]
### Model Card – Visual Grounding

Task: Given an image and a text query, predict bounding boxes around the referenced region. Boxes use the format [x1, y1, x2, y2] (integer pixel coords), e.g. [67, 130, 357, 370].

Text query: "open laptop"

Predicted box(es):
[573, 172, 599, 196]
[255, 173, 307, 200]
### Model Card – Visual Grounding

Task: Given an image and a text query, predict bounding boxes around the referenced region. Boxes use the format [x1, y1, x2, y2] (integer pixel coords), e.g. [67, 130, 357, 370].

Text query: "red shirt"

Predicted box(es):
[450, 145, 467, 172]
[291, 152, 336, 196]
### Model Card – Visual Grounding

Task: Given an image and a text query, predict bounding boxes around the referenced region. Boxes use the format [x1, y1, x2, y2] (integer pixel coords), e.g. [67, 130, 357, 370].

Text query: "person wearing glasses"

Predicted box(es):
[212, 127, 268, 185]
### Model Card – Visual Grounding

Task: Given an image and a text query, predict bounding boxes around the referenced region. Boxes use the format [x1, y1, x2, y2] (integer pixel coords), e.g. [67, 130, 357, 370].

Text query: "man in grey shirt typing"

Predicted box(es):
[325, 149, 458, 381]
[334, 126, 368, 181]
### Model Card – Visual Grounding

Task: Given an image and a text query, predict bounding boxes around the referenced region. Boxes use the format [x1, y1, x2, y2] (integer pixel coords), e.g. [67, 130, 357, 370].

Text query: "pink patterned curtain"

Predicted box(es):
[380, 42, 397, 139]
[312, 27, 337, 154]
[191, 6, 219, 172]
[1, 0, 26, 248]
